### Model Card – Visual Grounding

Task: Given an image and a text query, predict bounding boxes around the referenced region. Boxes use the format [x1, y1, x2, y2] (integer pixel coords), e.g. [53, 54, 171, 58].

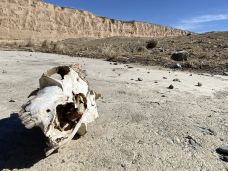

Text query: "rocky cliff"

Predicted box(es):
[0, 0, 188, 41]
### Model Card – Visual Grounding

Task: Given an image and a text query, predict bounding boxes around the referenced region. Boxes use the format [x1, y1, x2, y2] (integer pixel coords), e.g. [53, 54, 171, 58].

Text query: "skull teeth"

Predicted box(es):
[19, 111, 30, 120]
[21, 116, 31, 124]
[24, 121, 36, 129]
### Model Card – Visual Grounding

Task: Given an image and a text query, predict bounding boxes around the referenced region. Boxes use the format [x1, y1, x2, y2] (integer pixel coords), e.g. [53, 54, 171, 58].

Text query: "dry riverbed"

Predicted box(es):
[0, 51, 228, 170]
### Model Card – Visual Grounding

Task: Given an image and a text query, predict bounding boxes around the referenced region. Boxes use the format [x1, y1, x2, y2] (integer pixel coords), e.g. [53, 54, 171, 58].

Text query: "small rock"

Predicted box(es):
[138, 77, 143, 81]
[185, 135, 199, 147]
[223, 72, 228, 76]
[173, 78, 181, 82]
[132, 159, 137, 164]
[154, 81, 158, 83]
[9, 99, 15, 102]
[172, 63, 182, 69]
[159, 47, 165, 52]
[138, 140, 144, 144]
[173, 136, 181, 144]
[189, 139, 197, 146]
[216, 146, 228, 155]
[171, 50, 189, 61]
[113, 62, 118, 65]
[221, 156, 228, 162]
[168, 84, 174, 89]
[189, 74, 193, 76]
[2, 70, 7, 74]
[128, 66, 133, 69]
[147, 72, 150, 74]
[121, 164, 126, 168]
[161, 95, 166, 97]
[196, 82, 202, 87]
[163, 77, 167, 79]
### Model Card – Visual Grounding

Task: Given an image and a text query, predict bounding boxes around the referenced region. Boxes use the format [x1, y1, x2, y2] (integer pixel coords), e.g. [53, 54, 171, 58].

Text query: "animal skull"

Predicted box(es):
[19, 65, 99, 156]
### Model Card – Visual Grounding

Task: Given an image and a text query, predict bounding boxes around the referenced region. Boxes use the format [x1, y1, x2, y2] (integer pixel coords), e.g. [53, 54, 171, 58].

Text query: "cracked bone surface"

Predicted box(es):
[19, 64, 99, 156]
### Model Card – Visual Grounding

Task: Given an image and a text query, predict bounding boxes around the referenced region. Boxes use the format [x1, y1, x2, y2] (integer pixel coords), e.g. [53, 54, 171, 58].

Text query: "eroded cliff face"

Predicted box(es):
[0, 0, 188, 41]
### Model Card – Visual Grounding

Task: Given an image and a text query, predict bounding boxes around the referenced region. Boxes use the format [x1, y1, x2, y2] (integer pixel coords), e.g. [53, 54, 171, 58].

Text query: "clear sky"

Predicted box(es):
[44, 0, 228, 33]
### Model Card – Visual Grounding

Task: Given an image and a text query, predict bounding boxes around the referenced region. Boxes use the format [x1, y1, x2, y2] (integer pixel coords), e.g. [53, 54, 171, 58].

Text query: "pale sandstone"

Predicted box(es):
[0, 0, 188, 41]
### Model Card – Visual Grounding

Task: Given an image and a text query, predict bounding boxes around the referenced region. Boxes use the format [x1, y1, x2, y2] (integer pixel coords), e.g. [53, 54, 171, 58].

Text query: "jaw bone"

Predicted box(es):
[19, 65, 99, 156]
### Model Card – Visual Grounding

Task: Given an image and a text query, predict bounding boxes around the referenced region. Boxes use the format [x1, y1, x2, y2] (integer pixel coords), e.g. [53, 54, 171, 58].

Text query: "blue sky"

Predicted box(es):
[44, 0, 228, 33]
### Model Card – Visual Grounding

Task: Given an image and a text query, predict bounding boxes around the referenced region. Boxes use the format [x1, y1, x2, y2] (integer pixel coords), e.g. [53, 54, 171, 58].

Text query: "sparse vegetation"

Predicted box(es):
[146, 39, 158, 49]
[0, 32, 228, 74]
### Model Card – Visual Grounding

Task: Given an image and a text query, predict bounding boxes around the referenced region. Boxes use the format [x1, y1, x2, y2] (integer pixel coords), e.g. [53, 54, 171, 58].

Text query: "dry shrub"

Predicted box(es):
[146, 39, 158, 49]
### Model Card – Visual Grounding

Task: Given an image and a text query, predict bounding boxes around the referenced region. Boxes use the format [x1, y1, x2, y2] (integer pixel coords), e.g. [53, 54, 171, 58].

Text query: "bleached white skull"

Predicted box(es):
[19, 65, 99, 156]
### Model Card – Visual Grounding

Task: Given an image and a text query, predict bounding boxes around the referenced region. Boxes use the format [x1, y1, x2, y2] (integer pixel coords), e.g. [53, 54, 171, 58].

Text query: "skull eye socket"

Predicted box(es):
[56, 103, 83, 131]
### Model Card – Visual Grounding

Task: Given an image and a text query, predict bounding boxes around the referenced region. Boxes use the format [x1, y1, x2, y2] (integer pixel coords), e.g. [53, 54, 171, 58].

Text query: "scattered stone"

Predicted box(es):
[147, 72, 150, 74]
[185, 135, 199, 148]
[137, 140, 144, 144]
[138, 77, 143, 81]
[154, 81, 158, 83]
[216, 146, 228, 155]
[2, 70, 7, 74]
[216, 146, 228, 162]
[197, 126, 216, 135]
[196, 82, 202, 87]
[221, 156, 228, 162]
[173, 78, 181, 82]
[113, 62, 118, 65]
[161, 95, 166, 97]
[163, 77, 167, 79]
[132, 159, 137, 164]
[172, 63, 182, 69]
[171, 50, 189, 61]
[223, 71, 228, 76]
[168, 84, 174, 89]
[120, 164, 126, 168]
[189, 74, 193, 76]
[9, 99, 15, 102]
[128, 66, 134, 69]
[173, 136, 181, 144]
[159, 47, 165, 52]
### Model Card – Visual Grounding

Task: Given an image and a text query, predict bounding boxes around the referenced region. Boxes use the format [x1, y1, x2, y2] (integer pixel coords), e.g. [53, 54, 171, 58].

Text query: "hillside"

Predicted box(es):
[0, 0, 188, 41]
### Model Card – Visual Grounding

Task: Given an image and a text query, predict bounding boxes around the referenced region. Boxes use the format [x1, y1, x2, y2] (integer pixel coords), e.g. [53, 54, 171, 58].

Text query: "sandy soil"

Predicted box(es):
[0, 51, 228, 171]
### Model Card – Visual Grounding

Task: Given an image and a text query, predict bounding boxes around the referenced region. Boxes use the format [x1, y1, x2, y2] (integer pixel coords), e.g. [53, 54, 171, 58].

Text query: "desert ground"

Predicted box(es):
[0, 50, 228, 170]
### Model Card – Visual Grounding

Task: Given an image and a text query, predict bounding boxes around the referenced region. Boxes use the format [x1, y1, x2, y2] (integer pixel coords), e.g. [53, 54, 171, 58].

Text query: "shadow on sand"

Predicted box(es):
[0, 113, 47, 170]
